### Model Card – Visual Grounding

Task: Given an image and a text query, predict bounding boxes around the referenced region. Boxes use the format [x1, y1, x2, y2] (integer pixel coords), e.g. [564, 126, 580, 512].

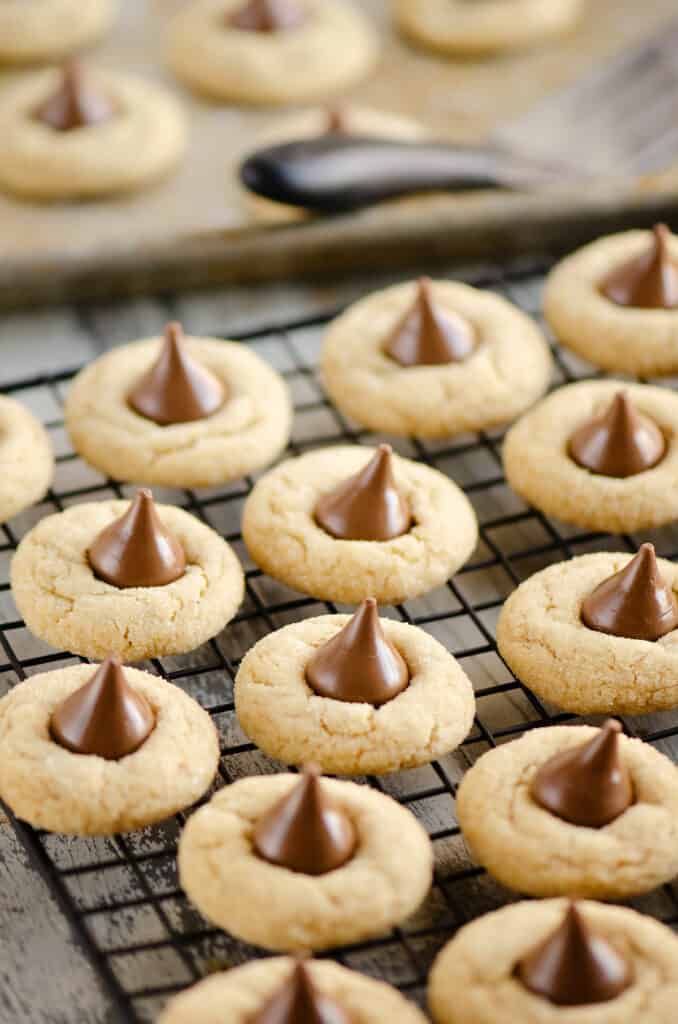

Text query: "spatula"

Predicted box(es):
[240, 16, 678, 212]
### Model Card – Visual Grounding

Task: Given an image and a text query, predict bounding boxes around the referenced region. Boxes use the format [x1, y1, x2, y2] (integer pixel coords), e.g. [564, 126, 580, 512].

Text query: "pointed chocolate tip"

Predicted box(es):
[569, 390, 665, 478]
[35, 61, 115, 132]
[314, 448, 411, 542]
[89, 489, 186, 589]
[165, 321, 183, 346]
[228, 0, 306, 32]
[581, 544, 678, 641]
[601, 223, 678, 309]
[51, 655, 155, 760]
[253, 767, 357, 876]
[249, 955, 355, 1024]
[385, 279, 477, 367]
[305, 598, 410, 705]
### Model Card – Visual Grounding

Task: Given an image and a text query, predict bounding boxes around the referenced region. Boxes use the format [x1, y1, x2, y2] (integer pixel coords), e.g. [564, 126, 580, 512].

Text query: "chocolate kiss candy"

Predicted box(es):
[517, 903, 633, 1007]
[128, 322, 224, 426]
[36, 62, 115, 132]
[253, 764, 357, 876]
[306, 598, 410, 706]
[568, 391, 665, 478]
[385, 278, 477, 366]
[249, 959, 355, 1024]
[89, 489, 186, 589]
[51, 656, 155, 760]
[315, 444, 411, 542]
[581, 542, 678, 641]
[531, 719, 634, 828]
[601, 223, 678, 309]
[325, 106, 350, 134]
[228, 0, 306, 31]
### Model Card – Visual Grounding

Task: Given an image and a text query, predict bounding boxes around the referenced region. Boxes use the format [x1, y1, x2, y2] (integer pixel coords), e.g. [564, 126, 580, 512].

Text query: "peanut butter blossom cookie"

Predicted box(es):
[178, 765, 433, 951]
[242, 443, 478, 604]
[321, 278, 552, 439]
[457, 721, 678, 899]
[65, 321, 291, 488]
[545, 224, 678, 376]
[0, 395, 53, 523]
[166, 0, 379, 105]
[0, 62, 186, 200]
[159, 956, 428, 1024]
[497, 543, 678, 714]
[429, 899, 678, 1023]
[236, 598, 475, 774]
[503, 380, 678, 532]
[0, 0, 118, 64]
[394, 0, 583, 56]
[11, 489, 244, 661]
[0, 657, 219, 834]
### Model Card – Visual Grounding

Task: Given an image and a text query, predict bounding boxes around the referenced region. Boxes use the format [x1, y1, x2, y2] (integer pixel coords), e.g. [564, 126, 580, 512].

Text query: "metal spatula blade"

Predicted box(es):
[241, 16, 678, 212]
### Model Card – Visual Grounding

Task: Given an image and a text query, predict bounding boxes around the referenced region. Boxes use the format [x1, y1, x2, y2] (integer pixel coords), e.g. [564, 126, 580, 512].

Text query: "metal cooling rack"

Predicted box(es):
[3, 257, 678, 1024]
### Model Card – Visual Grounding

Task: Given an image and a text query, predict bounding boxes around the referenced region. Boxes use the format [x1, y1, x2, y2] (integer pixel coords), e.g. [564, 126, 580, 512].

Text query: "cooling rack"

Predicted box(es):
[3, 257, 678, 1024]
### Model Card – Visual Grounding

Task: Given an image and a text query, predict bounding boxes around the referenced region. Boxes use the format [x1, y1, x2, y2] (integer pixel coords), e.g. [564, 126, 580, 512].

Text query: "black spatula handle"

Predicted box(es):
[240, 135, 548, 212]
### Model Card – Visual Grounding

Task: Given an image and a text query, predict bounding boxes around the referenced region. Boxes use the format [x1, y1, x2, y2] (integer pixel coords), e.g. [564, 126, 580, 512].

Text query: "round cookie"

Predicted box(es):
[544, 228, 678, 376]
[394, 0, 583, 56]
[429, 899, 678, 1024]
[241, 445, 478, 604]
[0, 0, 117, 64]
[0, 396, 53, 523]
[321, 280, 552, 439]
[0, 664, 219, 835]
[496, 550, 678, 715]
[65, 334, 292, 488]
[178, 773, 432, 951]
[456, 725, 678, 899]
[10, 499, 244, 661]
[235, 612, 475, 775]
[503, 379, 678, 533]
[159, 956, 428, 1024]
[244, 105, 424, 224]
[0, 67, 187, 200]
[165, 0, 379, 105]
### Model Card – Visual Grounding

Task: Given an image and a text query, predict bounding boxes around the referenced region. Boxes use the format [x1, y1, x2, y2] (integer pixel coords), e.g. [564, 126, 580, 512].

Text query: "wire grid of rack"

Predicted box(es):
[3, 256, 678, 1024]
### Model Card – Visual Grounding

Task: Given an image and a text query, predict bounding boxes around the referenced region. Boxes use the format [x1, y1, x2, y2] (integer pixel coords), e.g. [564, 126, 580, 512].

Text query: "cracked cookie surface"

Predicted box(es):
[235, 613, 475, 774]
[429, 899, 678, 1024]
[456, 726, 678, 899]
[0, 68, 186, 200]
[545, 229, 678, 376]
[0, 0, 117, 63]
[159, 956, 428, 1024]
[394, 0, 582, 56]
[0, 664, 219, 835]
[503, 380, 678, 532]
[321, 280, 552, 438]
[10, 500, 244, 660]
[178, 773, 433, 951]
[166, 0, 378, 104]
[65, 335, 292, 488]
[242, 445, 478, 604]
[497, 551, 678, 715]
[0, 395, 53, 523]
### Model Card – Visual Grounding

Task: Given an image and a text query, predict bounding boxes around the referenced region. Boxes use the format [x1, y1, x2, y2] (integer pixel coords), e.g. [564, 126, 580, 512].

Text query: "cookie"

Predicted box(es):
[159, 956, 428, 1024]
[65, 324, 292, 488]
[503, 379, 678, 533]
[394, 0, 583, 56]
[178, 771, 432, 952]
[165, 0, 379, 105]
[0, 0, 117, 64]
[0, 662, 219, 835]
[10, 495, 244, 661]
[0, 395, 53, 523]
[321, 279, 552, 439]
[429, 899, 678, 1024]
[456, 724, 678, 899]
[236, 604, 475, 774]
[244, 105, 424, 223]
[496, 549, 678, 714]
[544, 226, 678, 376]
[0, 65, 186, 200]
[242, 444, 478, 604]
